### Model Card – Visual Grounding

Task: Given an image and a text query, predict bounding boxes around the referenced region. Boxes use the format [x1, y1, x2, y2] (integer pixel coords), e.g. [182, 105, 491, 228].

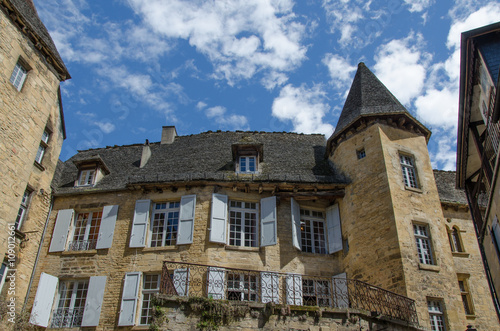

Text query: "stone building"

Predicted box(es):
[457, 21, 500, 319]
[23, 63, 499, 330]
[0, 0, 70, 318]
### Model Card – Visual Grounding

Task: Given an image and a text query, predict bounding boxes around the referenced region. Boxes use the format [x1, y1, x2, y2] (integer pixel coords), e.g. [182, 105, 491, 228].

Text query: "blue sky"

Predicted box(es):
[34, 0, 500, 169]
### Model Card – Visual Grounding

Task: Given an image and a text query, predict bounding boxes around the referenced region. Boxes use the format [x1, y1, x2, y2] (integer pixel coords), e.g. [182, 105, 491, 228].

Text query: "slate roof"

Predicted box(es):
[433, 170, 468, 205]
[5, 0, 70, 79]
[54, 131, 348, 195]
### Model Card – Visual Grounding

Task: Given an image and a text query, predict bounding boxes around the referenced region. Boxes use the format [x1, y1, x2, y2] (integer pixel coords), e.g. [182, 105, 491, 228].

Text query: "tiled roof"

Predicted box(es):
[54, 131, 348, 194]
[433, 170, 468, 205]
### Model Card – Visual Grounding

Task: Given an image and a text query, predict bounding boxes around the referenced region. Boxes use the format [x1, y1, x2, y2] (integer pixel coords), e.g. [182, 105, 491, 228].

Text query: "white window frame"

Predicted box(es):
[15, 188, 32, 230]
[77, 169, 96, 187]
[228, 200, 259, 247]
[300, 208, 327, 254]
[400, 154, 418, 188]
[302, 278, 331, 307]
[51, 279, 89, 328]
[238, 155, 257, 174]
[10, 62, 28, 91]
[149, 201, 180, 247]
[427, 299, 446, 331]
[414, 224, 434, 265]
[227, 272, 258, 302]
[68, 211, 102, 251]
[139, 274, 160, 325]
[0, 262, 9, 292]
[35, 129, 50, 164]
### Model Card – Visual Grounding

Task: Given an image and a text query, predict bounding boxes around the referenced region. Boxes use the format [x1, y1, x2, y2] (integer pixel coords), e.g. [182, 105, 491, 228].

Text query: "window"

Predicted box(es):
[414, 224, 434, 265]
[140, 274, 160, 325]
[51, 280, 89, 328]
[227, 273, 258, 301]
[0, 262, 9, 292]
[229, 200, 258, 247]
[400, 154, 418, 188]
[357, 149, 366, 159]
[68, 211, 102, 251]
[448, 227, 464, 253]
[300, 209, 327, 254]
[10, 62, 28, 91]
[458, 276, 474, 315]
[303, 279, 331, 306]
[15, 188, 32, 230]
[35, 129, 50, 164]
[77, 169, 96, 186]
[149, 201, 180, 247]
[427, 299, 446, 331]
[238, 156, 257, 173]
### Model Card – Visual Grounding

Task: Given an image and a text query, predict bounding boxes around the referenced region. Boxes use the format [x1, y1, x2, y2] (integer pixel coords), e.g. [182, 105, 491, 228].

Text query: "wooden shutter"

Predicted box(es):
[209, 194, 228, 244]
[261, 271, 280, 304]
[173, 268, 189, 296]
[96, 205, 119, 249]
[285, 274, 302, 305]
[260, 196, 277, 247]
[82, 276, 107, 327]
[129, 200, 150, 247]
[207, 267, 226, 299]
[118, 272, 141, 326]
[326, 203, 343, 254]
[290, 198, 301, 250]
[332, 272, 348, 308]
[177, 195, 196, 245]
[29, 272, 58, 327]
[49, 209, 74, 252]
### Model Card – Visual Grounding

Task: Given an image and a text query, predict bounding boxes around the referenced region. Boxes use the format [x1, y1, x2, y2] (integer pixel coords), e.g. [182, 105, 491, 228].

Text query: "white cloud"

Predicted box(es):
[272, 84, 334, 136]
[196, 101, 207, 110]
[374, 33, 429, 105]
[203, 106, 249, 130]
[414, 87, 458, 129]
[403, 0, 433, 13]
[206, 106, 226, 118]
[93, 121, 116, 134]
[322, 54, 357, 90]
[430, 134, 457, 171]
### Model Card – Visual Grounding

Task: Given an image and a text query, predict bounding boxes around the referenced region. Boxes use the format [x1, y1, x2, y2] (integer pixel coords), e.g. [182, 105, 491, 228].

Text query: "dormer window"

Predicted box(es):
[239, 155, 257, 173]
[73, 156, 110, 188]
[232, 143, 263, 175]
[78, 168, 96, 186]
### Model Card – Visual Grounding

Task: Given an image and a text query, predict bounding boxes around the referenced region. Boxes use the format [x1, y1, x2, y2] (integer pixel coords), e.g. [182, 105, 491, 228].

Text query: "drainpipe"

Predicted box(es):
[23, 195, 53, 310]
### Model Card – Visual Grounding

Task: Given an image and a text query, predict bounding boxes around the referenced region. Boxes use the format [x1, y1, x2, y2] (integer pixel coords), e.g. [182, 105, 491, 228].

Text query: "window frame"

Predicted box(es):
[300, 208, 327, 254]
[228, 200, 259, 248]
[68, 211, 102, 251]
[302, 278, 331, 307]
[35, 128, 51, 165]
[448, 227, 464, 253]
[356, 149, 366, 159]
[10, 61, 28, 91]
[427, 299, 447, 331]
[400, 154, 419, 189]
[76, 168, 97, 187]
[51, 279, 89, 328]
[0, 262, 9, 293]
[15, 188, 32, 230]
[457, 275, 474, 316]
[139, 274, 160, 325]
[148, 201, 180, 247]
[413, 223, 435, 265]
[227, 272, 258, 302]
[238, 155, 258, 174]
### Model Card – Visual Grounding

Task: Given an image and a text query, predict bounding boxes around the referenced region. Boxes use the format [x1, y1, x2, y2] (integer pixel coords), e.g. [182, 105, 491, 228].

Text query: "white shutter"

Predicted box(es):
[118, 272, 141, 326]
[173, 268, 189, 296]
[96, 205, 119, 249]
[177, 195, 196, 245]
[49, 209, 74, 252]
[82, 276, 107, 327]
[332, 272, 348, 308]
[207, 267, 226, 299]
[260, 196, 277, 247]
[326, 203, 343, 254]
[209, 194, 228, 244]
[286, 274, 302, 305]
[492, 217, 500, 252]
[129, 200, 150, 247]
[29, 272, 58, 327]
[261, 271, 280, 304]
[290, 198, 301, 250]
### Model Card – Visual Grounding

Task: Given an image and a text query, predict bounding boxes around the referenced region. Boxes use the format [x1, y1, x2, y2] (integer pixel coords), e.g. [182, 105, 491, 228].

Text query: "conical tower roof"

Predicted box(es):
[327, 63, 430, 154]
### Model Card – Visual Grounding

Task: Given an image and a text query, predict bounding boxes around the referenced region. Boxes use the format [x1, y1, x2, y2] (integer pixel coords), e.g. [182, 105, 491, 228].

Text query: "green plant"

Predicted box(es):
[186, 297, 249, 330]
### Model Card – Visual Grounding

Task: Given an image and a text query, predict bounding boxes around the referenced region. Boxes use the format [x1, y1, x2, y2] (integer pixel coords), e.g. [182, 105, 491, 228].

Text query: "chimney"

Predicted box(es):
[140, 140, 151, 168]
[161, 126, 177, 144]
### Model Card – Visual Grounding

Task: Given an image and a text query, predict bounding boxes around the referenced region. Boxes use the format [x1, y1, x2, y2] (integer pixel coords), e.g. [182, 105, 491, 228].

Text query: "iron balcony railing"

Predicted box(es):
[67, 239, 98, 251]
[161, 261, 419, 326]
[50, 307, 85, 328]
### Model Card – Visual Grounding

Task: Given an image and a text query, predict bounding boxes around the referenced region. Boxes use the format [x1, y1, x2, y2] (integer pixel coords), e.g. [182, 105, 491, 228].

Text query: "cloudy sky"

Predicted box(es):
[34, 0, 500, 169]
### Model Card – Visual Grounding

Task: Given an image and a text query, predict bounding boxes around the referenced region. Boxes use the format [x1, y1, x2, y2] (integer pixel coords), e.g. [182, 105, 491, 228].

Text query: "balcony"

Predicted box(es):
[67, 239, 97, 251]
[160, 261, 419, 326]
[50, 307, 84, 328]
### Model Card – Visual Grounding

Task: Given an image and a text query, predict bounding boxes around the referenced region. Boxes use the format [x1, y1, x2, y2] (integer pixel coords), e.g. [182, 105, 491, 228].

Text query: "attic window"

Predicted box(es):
[232, 144, 263, 174]
[239, 155, 257, 173]
[73, 156, 110, 187]
[77, 168, 96, 186]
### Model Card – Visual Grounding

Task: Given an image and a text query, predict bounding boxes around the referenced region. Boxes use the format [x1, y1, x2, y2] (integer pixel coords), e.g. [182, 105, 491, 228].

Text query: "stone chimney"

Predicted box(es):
[161, 126, 177, 144]
[140, 140, 151, 168]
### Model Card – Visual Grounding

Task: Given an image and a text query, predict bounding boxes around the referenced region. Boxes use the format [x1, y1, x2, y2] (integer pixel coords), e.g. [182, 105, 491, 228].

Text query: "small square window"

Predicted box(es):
[77, 169, 96, 186]
[357, 149, 366, 159]
[10, 62, 28, 91]
[239, 156, 257, 173]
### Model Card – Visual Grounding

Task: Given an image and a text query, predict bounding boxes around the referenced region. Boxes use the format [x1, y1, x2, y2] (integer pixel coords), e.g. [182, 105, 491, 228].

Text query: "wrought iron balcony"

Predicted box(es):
[160, 261, 419, 326]
[67, 239, 97, 251]
[50, 307, 85, 328]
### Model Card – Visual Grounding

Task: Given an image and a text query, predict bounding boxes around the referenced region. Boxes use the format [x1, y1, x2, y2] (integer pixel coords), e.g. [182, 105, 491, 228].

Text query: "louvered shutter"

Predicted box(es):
[260, 196, 277, 247]
[332, 272, 348, 308]
[118, 272, 141, 326]
[290, 198, 301, 250]
[82, 276, 107, 327]
[96, 205, 118, 249]
[207, 267, 226, 299]
[29, 272, 58, 327]
[286, 274, 302, 305]
[173, 268, 189, 296]
[177, 195, 196, 245]
[261, 271, 280, 304]
[326, 203, 343, 254]
[49, 209, 74, 252]
[129, 200, 150, 247]
[209, 194, 228, 244]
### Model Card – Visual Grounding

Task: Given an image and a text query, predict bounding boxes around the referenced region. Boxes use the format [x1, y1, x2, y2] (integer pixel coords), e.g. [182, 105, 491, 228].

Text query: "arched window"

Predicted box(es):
[448, 226, 464, 253]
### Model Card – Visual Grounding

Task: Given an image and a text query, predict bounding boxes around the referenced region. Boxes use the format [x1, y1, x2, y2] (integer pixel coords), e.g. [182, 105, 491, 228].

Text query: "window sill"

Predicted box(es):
[34, 161, 45, 171]
[143, 246, 179, 252]
[404, 186, 422, 193]
[298, 251, 330, 257]
[225, 245, 260, 252]
[14, 229, 26, 240]
[61, 249, 97, 256]
[132, 326, 151, 330]
[452, 251, 470, 258]
[465, 314, 476, 320]
[418, 263, 440, 272]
